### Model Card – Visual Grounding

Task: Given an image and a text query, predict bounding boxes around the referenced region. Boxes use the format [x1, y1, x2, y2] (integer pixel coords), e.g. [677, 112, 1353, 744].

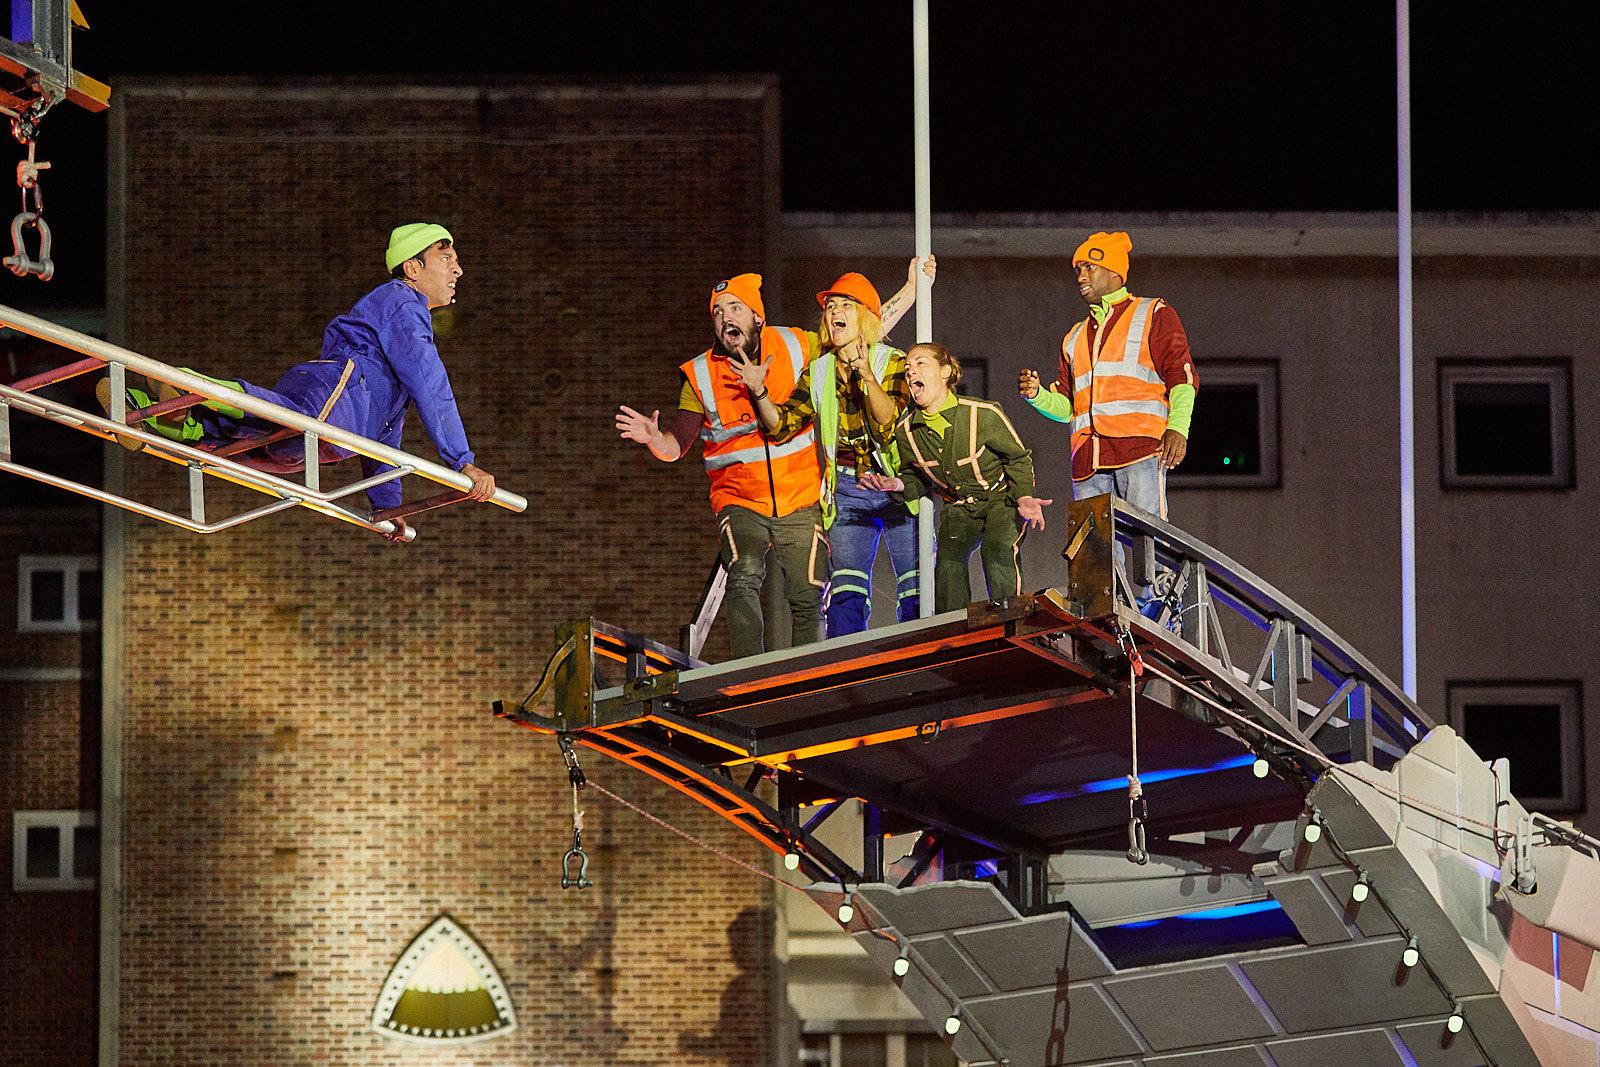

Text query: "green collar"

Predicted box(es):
[912, 391, 959, 427]
[1089, 286, 1131, 326]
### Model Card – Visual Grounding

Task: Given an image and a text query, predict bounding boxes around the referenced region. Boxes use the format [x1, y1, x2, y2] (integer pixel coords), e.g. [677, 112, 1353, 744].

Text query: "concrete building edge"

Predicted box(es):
[98, 89, 128, 1067]
[109, 77, 776, 104]
[782, 214, 1600, 259]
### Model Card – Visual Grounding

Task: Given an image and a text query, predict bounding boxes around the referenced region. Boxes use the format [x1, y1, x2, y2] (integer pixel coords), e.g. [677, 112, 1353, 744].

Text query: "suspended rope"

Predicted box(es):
[557, 734, 592, 890]
[1115, 622, 1149, 865]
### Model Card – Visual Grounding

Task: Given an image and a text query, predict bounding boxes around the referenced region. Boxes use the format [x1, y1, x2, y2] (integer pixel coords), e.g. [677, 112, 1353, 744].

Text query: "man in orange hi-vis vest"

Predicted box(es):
[1018, 231, 1197, 612]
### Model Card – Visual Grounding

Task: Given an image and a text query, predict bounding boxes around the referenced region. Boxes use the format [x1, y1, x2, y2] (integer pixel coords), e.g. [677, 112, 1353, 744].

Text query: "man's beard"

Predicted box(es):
[712, 324, 762, 361]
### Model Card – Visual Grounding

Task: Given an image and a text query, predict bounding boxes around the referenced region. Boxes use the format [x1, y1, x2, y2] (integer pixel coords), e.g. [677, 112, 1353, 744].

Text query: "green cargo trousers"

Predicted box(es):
[933, 497, 1025, 613]
[717, 503, 827, 659]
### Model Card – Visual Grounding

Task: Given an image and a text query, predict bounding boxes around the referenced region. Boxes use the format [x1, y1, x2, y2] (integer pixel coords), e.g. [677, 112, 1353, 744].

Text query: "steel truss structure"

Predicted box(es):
[497, 494, 1434, 892]
[0, 303, 527, 539]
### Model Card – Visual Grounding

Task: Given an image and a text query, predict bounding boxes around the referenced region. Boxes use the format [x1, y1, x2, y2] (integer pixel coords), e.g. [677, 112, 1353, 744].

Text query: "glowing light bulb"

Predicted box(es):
[837, 900, 854, 924]
[1402, 937, 1420, 969]
[1447, 1011, 1464, 1034]
[944, 1014, 962, 1035]
[1252, 758, 1269, 778]
[1351, 875, 1370, 903]
[783, 851, 800, 871]
[893, 954, 911, 978]
[1303, 815, 1322, 843]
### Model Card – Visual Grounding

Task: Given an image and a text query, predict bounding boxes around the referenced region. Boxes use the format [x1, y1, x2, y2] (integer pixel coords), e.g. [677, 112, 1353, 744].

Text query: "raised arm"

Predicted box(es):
[879, 255, 937, 334]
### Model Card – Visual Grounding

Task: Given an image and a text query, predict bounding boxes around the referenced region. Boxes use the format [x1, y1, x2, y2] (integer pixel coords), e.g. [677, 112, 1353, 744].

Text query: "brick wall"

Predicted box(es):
[0, 517, 101, 1065]
[110, 79, 782, 1065]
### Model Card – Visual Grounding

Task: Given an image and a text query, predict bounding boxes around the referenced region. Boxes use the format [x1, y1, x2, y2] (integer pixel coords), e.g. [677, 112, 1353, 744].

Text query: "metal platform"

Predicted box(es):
[499, 494, 1431, 885]
[499, 494, 1600, 1065]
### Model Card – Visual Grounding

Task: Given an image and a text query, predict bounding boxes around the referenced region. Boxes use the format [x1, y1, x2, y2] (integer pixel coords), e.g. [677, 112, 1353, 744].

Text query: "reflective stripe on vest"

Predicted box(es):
[811, 342, 911, 526]
[1066, 296, 1169, 451]
[680, 326, 821, 516]
[703, 425, 817, 470]
[689, 328, 808, 446]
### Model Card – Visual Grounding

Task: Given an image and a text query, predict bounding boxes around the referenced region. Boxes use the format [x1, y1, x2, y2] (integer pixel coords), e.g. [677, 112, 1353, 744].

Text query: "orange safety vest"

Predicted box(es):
[1062, 296, 1169, 459]
[681, 326, 821, 517]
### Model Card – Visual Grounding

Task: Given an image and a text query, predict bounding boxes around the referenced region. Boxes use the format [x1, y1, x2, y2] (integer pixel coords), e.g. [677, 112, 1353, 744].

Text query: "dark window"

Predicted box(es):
[25, 825, 60, 879]
[1453, 382, 1552, 477]
[77, 569, 102, 623]
[29, 568, 65, 623]
[73, 824, 101, 879]
[1458, 702, 1563, 800]
[1169, 361, 1280, 489]
[1449, 683, 1582, 811]
[1440, 362, 1572, 489]
[1182, 383, 1261, 476]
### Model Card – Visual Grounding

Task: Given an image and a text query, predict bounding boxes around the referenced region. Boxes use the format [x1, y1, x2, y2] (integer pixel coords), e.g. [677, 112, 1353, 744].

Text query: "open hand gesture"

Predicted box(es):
[616, 404, 660, 445]
[1016, 495, 1053, 531]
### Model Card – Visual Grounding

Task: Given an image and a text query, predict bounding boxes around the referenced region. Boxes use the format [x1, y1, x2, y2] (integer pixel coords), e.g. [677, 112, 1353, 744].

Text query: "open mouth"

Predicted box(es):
[907, 370, 928, 402]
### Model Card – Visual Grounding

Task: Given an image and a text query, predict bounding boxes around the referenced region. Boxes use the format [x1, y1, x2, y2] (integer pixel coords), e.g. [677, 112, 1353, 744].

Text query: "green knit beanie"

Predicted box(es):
[385, 223, 454, 272]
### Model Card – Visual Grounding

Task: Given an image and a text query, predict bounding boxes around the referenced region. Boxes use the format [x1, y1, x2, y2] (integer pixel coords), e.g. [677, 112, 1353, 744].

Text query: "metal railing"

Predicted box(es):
[0, 302, 526, 539]
[1063, 494, 1434, 771]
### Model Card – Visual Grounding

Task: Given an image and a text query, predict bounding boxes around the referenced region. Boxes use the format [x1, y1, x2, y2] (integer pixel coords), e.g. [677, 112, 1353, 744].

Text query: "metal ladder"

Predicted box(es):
[0, 302, 526, 539]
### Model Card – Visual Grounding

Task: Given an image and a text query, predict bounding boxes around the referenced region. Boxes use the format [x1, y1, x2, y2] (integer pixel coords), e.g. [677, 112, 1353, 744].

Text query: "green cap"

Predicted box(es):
[385, 223, 454, 272]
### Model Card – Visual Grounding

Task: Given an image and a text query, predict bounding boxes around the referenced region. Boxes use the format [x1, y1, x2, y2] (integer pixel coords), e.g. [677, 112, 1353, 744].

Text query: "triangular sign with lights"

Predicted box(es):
[372, 916, 516, 1044]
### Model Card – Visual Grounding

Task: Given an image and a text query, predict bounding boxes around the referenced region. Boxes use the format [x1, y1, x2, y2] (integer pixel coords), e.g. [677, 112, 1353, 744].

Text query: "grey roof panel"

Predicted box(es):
[856, 881, 1017, 936]
[909, 934, 993, 998]
[1239, 941, 1451, 1032]
[1265, 875, 1356, 946]
[1265, 1029, 1405, 1067]
[1144, 1048, 1270, 1067]
[956, 913, 1115, 990]
[1104, 966, 1276, 1051]
[965, 985, 1144, 1066]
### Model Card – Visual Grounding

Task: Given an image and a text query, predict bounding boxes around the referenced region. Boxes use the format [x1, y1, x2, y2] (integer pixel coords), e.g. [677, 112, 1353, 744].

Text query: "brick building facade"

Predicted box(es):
[43, 78, 791, 1066]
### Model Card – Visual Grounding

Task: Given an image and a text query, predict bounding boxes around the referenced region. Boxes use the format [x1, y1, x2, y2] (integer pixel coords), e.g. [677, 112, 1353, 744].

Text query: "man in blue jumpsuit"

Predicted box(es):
[108, 224, 497, 540]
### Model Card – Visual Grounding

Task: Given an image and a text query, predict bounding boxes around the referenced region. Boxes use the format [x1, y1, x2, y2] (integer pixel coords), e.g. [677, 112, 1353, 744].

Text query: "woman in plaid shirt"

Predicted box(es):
[736, 259, 936, 636]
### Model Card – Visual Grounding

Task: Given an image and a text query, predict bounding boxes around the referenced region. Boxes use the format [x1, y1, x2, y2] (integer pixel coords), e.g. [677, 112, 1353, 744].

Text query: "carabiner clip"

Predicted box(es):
[561, 827, 593, 890]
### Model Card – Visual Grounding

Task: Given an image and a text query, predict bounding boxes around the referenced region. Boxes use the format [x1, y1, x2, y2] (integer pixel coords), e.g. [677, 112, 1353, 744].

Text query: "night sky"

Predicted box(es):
[7, 1, 1599, 309]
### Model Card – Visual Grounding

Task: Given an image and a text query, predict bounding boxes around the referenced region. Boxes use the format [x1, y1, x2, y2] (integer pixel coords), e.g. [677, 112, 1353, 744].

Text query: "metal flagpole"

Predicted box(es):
[1397, 0, 1417, 698]
[913, 0, 935, 618]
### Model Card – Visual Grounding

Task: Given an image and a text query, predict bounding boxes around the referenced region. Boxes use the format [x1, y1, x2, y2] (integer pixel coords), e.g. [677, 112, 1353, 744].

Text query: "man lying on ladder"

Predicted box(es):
[98, 224, 498, 541]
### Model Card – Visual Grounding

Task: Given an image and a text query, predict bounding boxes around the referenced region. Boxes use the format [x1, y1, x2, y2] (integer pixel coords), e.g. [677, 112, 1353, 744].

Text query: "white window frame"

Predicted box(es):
[17, 554, 100, 633]
[1168, 360, 1280, 490]
[12, 810, 98, 891]
[1447, 682, 1583, 812]
[1438, 360, 1573, 489]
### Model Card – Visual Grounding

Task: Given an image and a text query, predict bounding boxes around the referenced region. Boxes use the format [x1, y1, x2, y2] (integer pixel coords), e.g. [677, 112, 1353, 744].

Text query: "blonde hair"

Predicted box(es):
[908, 342, 962, 387]
[817, 297, 884, 352]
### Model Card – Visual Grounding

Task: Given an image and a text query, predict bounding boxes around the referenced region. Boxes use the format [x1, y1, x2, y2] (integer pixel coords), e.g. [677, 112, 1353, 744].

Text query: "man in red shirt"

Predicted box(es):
[1019, 231, 1197, 610]
[1018, 230, 1196, 519]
